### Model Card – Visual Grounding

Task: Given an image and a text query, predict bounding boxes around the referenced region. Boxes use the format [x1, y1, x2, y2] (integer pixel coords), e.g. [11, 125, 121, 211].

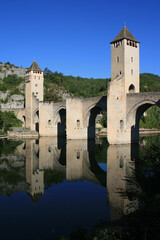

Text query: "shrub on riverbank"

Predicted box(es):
[0, 110, 22, 133]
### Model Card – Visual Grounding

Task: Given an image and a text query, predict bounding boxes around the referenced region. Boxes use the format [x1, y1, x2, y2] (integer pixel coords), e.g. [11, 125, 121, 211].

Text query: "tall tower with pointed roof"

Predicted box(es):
[25, 60, 44, 130]
[111, 26, 140, 94]
[107, 27, 140, 144]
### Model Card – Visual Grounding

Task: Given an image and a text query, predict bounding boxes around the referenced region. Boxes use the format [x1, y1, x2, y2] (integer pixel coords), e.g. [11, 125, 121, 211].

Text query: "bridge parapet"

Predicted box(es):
[126, 92, 160, 116]
[83, 95, 107, 113]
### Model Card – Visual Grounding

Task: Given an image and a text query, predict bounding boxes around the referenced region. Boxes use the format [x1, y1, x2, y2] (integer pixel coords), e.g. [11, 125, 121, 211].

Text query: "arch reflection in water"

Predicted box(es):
[0, 137, 144, 239]
[25, 137, 64, 198]
[107, 144, 138, 221]
[17, 137, 138, 221]
[20, 138, 108, 199]
[66, 140, 106, 186]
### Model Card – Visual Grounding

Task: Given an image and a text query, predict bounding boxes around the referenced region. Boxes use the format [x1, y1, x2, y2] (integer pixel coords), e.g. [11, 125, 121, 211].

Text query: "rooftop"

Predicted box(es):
[111, 26, 139, 44]
[28, 60, 43, 72]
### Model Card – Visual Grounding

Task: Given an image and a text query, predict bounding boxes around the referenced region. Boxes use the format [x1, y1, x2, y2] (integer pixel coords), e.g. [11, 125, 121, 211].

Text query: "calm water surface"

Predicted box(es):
[0, 135, 159, 239]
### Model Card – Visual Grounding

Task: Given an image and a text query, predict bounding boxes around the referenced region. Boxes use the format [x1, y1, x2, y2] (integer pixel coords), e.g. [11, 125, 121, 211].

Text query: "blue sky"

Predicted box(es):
[0, 0, 160, 78]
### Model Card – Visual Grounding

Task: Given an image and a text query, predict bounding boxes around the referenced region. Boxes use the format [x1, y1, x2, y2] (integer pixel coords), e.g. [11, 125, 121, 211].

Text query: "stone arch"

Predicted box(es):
[83, 146, 106, 187]
[53, 106, 66, 138]
[84, 100, 107, 139]
[22, 116, 26, 127]
[53, 106, 66, 124]
[127, 99, 157, 125]
[33, 141, 39, 161]
[33, 108, 39, 132]
[127, 99, 160, 143]
[129, 84, 135, 93]
[84, 101, 107, 129]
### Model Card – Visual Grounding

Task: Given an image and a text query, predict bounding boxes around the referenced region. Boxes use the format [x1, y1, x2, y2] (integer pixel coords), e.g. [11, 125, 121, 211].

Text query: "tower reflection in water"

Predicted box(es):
[17, 137, 138, 220]
[107, 144, 138, 220]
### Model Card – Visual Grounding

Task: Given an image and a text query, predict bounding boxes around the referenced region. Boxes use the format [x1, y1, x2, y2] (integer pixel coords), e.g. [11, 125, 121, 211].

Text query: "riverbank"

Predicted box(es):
[139, 128, 160, 136]
[0, 127, 38, 139]
[96, 128, 160, 137]
[0, 128, 160, 139]
[7, 131, 38, 139]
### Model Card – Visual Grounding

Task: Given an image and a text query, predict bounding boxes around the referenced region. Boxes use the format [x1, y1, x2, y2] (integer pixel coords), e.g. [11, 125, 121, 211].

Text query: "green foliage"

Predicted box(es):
[140, 73, 160, 92]
[0, 74, 24, 92]
[0, 84, 7, 92]
[9, 88, 22, 96]
[0, 168, 25, 186]
[95, 138, 108, 163]
[99, 111, 107, 128]
[0, 139, 23, 155]
[0, 111, 23, 133]
[44, 87, 63, 102]
[0, 139, 25, 195]
[44, 69, 110, 99]
[0, 130, 4, 135]
[139, 106, 160, 129]
[44, 169, 65, 189]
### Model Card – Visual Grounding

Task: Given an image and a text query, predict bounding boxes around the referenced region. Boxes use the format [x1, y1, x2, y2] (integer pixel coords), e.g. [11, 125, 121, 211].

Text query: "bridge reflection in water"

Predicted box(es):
[16, 137, 138, 221]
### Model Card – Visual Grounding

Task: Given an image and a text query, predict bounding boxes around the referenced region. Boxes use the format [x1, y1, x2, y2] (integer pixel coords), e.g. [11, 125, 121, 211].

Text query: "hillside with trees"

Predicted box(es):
[43, 68, 109, 99]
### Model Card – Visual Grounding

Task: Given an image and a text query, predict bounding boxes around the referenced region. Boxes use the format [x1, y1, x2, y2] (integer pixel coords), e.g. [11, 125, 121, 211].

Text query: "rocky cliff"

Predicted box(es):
[0, 62, 27, 79]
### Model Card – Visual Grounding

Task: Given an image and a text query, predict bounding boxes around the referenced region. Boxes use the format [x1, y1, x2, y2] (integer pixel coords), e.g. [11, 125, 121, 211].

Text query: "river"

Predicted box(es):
[0, 135, 159, 239]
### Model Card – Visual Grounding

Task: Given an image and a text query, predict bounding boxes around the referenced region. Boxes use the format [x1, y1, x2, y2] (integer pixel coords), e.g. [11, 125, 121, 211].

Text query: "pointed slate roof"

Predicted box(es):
[111, 26, 139, 43]
[27, 192, 43, 203]
[29, 60, 43, 72]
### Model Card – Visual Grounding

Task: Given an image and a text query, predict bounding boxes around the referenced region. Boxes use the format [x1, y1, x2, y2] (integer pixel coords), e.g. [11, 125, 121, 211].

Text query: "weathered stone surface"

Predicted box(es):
[0, 63, 26, 79]
[9, 94, 24, 101]
[0, 90, 10, 100]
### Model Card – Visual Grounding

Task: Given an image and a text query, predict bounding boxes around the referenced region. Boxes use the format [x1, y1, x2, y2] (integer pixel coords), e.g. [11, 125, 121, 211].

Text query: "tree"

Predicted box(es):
[0, 111, 22, 133]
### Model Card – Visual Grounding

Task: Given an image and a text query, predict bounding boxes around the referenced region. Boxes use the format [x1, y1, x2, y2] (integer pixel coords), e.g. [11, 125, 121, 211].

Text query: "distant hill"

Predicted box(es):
[0, 62, 160, 105]
[44, 68, 160, 98]
[140, 73, 160, 92]
[44, 68, 110, 99]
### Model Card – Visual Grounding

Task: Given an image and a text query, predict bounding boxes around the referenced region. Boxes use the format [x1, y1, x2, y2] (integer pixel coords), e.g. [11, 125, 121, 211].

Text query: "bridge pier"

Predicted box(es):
[66, 97, 88, 139]
[107, 77, 132, 144]
[39, 102, 58, 136]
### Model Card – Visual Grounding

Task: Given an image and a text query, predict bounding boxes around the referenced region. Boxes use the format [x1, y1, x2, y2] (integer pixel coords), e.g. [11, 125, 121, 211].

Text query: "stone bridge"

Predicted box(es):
[38, 95, 107, 139]
[23, 88, 160, 144]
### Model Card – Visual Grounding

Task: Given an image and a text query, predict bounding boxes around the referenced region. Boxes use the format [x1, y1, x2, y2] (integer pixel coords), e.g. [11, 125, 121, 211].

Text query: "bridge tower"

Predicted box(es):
[107, 26, 140, 144]
[25, 61, 44, 131]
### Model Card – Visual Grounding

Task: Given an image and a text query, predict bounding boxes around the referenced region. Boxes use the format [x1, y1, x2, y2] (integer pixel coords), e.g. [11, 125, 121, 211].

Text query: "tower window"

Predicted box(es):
[77, 120, 80, 128]
[129, 84, 135, 93]
[131, 69, 133, 75]
[131, 57, 133, 63]
[117, 56, 119, 63]
[77, 152, 80, 159]
[35, 84, 37, 87]
[120, 120, 124, 130]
